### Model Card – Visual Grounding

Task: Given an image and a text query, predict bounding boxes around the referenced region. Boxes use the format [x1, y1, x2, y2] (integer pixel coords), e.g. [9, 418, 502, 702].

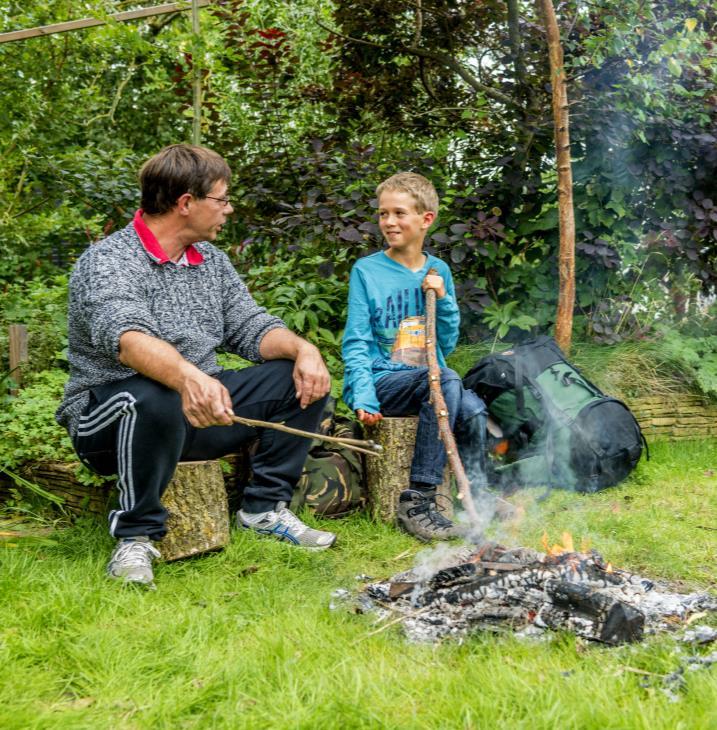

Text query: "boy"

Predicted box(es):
[342, 172, 486, 541]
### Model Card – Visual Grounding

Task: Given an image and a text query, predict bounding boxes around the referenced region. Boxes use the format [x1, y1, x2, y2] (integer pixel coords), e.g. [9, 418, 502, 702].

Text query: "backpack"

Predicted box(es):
[290, 401, 367, 517]
[462, 336, 646, 492]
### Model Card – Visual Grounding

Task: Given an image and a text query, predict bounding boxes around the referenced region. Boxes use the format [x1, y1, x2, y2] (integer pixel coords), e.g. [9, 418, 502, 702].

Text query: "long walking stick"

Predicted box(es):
[424, 271, 481, 525]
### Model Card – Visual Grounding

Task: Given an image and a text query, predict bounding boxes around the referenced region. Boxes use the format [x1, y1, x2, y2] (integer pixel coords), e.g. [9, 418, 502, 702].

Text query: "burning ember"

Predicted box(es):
[359, 539, 717, 645]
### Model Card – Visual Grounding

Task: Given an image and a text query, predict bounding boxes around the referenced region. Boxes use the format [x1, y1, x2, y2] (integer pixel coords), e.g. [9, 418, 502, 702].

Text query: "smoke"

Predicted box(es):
[409, 542, 475, 583]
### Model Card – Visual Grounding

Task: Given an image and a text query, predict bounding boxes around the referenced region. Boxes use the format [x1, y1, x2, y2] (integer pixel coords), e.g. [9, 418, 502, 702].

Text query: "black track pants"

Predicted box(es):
[73, 360, 327, 540]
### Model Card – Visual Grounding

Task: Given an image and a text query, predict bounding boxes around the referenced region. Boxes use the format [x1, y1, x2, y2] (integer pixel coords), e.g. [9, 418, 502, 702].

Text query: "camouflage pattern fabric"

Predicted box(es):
[290, 399, 366, 517]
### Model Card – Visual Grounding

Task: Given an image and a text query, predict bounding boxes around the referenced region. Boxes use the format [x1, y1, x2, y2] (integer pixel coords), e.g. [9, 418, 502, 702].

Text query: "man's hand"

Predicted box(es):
[356, 409, 383, 426]
[179, 371, 234, 428]
[293, 342, 331, 409]
[422, 273, 446, 299]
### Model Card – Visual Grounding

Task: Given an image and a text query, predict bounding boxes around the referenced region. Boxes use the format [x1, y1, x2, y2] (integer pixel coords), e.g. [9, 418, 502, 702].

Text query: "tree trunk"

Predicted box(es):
[539, 0, 575, 355]
[159, 460, 230, 562]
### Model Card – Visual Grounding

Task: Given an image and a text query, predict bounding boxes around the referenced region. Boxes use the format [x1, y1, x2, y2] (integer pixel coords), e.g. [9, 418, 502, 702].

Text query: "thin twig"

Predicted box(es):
[353, 606, 432, 643]
[315, 20, 519, 109]
[229, 415, 382, 457]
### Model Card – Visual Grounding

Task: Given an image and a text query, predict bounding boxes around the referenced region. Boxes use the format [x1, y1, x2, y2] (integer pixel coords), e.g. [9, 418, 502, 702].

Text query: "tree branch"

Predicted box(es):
[506, 0, 527, 85]
[414, 0, 423, 47]
[316, 20, 520, 109]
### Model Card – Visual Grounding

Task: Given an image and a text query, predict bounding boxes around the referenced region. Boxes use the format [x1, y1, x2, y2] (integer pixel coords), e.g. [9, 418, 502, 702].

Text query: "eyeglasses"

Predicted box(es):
[204, 195, 233, 207]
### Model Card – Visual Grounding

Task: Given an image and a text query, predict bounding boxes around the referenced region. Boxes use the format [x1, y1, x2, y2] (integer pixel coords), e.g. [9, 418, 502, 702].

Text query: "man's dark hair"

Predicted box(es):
[139, 144, 232, 215]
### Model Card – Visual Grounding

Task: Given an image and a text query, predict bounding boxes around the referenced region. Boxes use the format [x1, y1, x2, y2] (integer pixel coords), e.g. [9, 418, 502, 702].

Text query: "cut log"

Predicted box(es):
[159, 460, 230, 562]
[365, 417, 452, 523]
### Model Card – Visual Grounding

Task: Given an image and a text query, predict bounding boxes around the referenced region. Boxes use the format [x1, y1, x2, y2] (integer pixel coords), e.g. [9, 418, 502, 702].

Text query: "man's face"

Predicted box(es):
[188, 179, 233, 242]
[378, 190, 434, 251]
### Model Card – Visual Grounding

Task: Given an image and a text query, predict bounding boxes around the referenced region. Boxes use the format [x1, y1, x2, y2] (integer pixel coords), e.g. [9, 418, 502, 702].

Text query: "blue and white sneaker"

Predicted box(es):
[237, 501, 337, 550]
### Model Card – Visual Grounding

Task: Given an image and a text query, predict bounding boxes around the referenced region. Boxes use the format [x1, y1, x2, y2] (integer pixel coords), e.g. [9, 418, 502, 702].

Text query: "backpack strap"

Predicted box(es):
[514, 349, 526, 419]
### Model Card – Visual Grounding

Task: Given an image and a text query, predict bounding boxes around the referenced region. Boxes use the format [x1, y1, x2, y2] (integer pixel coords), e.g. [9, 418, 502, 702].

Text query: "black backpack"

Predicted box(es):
[462, 336, 647, 492]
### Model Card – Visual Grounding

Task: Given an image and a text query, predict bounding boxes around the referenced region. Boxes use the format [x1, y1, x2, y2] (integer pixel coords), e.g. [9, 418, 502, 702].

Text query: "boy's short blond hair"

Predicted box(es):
[376, 172, 439, 215]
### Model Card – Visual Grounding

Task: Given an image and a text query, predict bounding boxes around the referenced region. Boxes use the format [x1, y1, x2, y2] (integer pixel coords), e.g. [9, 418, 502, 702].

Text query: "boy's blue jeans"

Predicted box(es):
[374, 367, 487, 487]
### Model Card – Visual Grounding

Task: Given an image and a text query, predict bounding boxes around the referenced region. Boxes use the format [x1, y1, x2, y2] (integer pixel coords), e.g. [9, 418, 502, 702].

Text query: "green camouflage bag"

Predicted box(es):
[290, 401, 366, 518]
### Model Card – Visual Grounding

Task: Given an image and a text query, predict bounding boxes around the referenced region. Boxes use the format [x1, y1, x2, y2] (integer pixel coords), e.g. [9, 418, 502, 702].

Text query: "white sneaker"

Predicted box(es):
[237, 501, 337, 550]
[107, 536, 161, 585]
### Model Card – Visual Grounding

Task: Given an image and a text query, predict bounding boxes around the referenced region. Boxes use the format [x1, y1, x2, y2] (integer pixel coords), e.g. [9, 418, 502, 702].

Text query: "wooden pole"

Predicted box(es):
[191, 0, 202, 145]
[0, 1, 212, 45]
[424, 273, 481, 525]
[8, 324, 29, 392]
[539, 0, 575, 355]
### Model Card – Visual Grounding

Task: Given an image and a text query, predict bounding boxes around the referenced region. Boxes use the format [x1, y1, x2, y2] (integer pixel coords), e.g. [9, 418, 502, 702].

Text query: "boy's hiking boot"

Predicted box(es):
[107, 536, 160, 586]
[237, 501, 337, 550]
[397, 489, 463, 542]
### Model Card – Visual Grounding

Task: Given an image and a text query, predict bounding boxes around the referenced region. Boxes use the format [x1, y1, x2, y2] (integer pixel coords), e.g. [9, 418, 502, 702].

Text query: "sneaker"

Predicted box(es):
[396, 489, 463, 542]
[107, 536, 161, 585]
[237, 501, 337, 550]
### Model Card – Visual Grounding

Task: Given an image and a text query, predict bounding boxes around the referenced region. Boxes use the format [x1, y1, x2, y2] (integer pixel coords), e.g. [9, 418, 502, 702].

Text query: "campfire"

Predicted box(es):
[360, 535, 717, 645]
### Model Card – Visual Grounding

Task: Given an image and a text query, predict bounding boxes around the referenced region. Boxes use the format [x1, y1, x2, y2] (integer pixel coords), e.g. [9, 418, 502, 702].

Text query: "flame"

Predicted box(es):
[605, 562, 613, 573]
[541, 530, 576, 556]
[492, 439, 509, 456]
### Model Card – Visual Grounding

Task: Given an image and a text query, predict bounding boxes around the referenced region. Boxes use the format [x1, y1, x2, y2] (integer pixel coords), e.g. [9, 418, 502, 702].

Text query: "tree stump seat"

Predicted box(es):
[364, 416, 452, 524]
[159, 460, 230, 561]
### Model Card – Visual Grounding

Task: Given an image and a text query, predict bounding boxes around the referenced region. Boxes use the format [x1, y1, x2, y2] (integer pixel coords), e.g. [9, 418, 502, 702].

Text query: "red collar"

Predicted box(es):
[132, 210, 204, 265]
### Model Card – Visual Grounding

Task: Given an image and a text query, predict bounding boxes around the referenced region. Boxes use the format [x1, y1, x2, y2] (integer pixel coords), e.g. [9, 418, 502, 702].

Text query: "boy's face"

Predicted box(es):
[378, 191, 435, 252]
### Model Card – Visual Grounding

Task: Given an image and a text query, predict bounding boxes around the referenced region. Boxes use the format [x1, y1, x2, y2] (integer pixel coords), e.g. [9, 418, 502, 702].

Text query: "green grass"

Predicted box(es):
[1, 440, 716, 729]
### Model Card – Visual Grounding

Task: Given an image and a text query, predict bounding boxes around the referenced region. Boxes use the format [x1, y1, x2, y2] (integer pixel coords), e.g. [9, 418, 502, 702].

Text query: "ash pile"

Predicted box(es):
[363, 542, 717, 645]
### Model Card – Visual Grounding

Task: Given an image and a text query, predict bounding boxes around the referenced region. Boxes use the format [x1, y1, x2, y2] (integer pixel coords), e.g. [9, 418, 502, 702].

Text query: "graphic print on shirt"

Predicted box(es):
[370, 285, 425, 364]
[391, 315, 427, 366]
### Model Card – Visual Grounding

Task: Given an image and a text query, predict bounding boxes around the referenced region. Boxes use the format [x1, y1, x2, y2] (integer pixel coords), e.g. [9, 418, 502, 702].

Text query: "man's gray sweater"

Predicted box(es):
[56, 221, 285, 440]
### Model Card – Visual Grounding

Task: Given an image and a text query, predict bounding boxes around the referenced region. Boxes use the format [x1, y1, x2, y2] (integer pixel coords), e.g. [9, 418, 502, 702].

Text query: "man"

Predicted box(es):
[56, 144, 336, 587]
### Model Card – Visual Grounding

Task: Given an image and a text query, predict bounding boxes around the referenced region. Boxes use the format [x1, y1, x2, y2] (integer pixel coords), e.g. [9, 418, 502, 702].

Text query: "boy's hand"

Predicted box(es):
[356, 409, 383, 426]
[422, 274, 446, 299]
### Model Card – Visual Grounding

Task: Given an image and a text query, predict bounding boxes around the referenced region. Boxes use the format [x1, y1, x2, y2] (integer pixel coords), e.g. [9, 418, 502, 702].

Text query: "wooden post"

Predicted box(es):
[539, 0, 576, 355]
[0, 2, 212, 44]
[365, 417, 452, 523]
[8, 324, 29, 392]
[191, 0, 202, 145]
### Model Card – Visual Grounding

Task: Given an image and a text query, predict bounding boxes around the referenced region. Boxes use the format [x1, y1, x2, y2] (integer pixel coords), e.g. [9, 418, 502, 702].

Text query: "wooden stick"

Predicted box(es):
[229, 415, 382, 457]
[0, 1, 212, 44]
[424, 272, 481, 525]
[8, 324, 28, 393]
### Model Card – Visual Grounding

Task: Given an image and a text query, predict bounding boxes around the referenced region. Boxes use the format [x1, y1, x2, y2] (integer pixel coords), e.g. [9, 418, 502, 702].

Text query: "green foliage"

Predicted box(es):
[481, 300, 539, 341]
[1, 0, 717, 345]
[657, 328, 717, 399]
[245, 252, 349, 383]
[0, 274, 69, 375]
[0, 369, 106, 486]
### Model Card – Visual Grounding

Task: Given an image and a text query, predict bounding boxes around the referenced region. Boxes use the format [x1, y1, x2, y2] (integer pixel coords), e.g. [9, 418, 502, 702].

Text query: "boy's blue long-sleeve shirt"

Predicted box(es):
[342, 251, 460, 413]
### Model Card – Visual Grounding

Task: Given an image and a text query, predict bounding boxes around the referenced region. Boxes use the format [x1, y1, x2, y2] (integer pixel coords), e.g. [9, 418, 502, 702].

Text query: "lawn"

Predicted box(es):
[0, 439, 716, 729]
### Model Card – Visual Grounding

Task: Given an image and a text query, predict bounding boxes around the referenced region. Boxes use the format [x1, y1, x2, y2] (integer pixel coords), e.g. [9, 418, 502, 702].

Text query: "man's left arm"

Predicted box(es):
[259, 328, 330, 409]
